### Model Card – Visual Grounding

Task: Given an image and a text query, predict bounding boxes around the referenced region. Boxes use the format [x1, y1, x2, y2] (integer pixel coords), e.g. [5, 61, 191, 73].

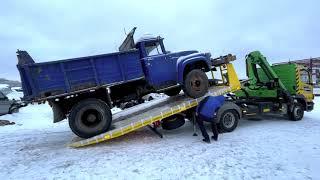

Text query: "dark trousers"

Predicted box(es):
[196, 116, 218, 140]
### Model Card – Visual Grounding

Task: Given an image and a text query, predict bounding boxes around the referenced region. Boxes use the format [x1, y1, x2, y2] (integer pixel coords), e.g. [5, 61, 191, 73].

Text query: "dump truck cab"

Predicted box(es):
[135, 35, 203, 89]
[119, 27, 210, 91]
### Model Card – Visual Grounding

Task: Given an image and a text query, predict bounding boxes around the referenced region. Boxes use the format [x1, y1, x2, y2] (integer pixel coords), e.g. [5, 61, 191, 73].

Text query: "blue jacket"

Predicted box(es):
[196, 96, 225, 122]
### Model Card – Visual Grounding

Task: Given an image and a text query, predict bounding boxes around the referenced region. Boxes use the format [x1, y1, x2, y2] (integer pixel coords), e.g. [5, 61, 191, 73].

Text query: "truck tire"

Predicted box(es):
[218, 110, 239, 132]
[288, 103, 304, 121]
[9, 107, 19, 114]
[9, 105, 19, 114]
[183, 69, 209, 98]
[161, 114, 185, 130]
[68, 98, 112, 138]
[164, 87, 182, 96]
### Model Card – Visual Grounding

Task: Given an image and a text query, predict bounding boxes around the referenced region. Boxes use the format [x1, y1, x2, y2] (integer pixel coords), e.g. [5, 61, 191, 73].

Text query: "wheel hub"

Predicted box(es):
[190, 77, 202, 91]
[81, 109, 102, 127]
[223, 112, 235, 128]
[87, 114, 97, 123]
[294, 107, 303, 119]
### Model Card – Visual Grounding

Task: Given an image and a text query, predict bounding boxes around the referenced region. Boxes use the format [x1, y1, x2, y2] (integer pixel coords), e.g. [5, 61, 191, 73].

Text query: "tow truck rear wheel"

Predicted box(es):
[69, 98, 112, 138]
[218, 110, 239, 132]
[288, 103, 304, 121]
[183, 69, 209, 98]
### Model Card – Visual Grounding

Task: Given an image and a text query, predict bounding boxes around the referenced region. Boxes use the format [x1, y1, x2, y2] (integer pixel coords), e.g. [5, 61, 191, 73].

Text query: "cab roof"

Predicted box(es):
[135, 35, 163, 44]
[119, 27, 163, 52]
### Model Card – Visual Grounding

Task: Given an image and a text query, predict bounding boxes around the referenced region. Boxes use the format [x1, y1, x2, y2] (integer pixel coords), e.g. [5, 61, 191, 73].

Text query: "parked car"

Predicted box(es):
[0, 84, 12, 95]
[0, 91, 17, 115]
[0, 91, 25, 116]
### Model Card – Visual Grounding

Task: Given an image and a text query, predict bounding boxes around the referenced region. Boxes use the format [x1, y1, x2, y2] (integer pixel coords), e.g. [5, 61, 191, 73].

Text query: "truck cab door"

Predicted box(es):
[141, 41, 177, 88]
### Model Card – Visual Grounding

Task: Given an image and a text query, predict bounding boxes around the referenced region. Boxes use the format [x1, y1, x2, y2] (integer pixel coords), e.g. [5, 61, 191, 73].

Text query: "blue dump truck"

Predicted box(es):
[17, 28, 221, 138]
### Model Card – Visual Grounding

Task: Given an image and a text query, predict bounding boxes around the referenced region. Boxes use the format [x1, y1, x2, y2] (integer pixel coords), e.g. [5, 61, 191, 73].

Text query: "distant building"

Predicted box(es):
[275, 57, 320, 87]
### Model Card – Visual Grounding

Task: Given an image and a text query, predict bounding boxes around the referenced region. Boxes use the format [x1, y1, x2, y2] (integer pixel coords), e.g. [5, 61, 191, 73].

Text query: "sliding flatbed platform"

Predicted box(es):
[70, 63, 241, 148]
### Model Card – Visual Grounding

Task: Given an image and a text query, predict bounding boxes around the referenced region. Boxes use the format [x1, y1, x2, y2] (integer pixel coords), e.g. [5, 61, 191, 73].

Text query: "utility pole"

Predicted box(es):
[310, 57, 313, 85]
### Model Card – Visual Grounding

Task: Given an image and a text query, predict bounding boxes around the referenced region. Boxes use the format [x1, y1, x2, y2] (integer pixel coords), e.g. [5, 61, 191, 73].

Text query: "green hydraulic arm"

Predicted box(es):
[245, 51, 287, 91]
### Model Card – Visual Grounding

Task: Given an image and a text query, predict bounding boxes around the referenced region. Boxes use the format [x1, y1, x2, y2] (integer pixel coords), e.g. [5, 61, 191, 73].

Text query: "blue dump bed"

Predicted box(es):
[17, 50, 144, 101]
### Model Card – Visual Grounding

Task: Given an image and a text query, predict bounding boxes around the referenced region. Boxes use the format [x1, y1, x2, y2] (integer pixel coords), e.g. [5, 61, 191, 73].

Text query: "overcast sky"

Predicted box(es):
[0, 0, 319, 80]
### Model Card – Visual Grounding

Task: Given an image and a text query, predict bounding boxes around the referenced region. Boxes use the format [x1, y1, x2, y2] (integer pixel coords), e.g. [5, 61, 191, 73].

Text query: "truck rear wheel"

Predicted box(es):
[288, 103, 304, 121]
[164, 87, 182, 96]
[69, 98, 112, 138]
[183, 69, 209, 98]
[218, 110, 239, 132]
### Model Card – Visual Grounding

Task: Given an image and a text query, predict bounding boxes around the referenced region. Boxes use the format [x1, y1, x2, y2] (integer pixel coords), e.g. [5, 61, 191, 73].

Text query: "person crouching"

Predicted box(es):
[196, 95, 225, 143]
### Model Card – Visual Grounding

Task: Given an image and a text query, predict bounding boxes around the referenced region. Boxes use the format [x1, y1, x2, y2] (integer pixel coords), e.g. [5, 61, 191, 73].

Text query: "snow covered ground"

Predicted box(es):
[314, 88, 320, 95]
[0, 98, 319, 179]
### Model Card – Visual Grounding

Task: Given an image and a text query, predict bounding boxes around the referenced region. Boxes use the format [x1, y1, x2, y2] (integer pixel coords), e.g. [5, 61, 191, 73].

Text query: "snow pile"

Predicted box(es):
[11, 87, 23, 92]
[6, 90, 23, 100]
[0, 103, 60, 131]
[0, 98, 319, 179]
[0, 84, 12, 95]
[0, 84, 9, 89]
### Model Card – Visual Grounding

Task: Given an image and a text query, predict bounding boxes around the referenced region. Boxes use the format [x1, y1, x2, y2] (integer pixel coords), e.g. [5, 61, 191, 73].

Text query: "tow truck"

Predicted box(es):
[70, 51, 314, 148]
[233, 51, 314, 120]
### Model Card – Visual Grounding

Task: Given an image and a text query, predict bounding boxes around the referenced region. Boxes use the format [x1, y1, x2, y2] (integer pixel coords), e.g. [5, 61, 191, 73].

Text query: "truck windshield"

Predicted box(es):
[145, 42, 164, 56]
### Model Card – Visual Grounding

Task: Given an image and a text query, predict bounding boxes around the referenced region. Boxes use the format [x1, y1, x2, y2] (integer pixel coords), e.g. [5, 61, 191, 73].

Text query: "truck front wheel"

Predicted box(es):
[183, 69, 209, 98]
[288, 103, 304, 121]
[69, 98, 112, 138]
